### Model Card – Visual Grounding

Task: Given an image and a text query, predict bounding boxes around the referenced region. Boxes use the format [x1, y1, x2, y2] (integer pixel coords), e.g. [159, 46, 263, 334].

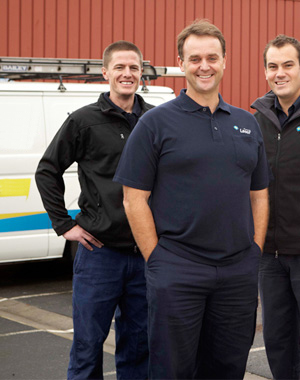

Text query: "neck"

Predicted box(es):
[109, 93, 135, 112]
[186, 89, 219, 113]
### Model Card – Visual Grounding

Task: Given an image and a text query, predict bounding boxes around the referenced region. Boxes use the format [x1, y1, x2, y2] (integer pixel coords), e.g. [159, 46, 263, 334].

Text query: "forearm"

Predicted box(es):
[250, 188, 269, 251]
[123, 186, 158, 261]
[35, 167, 73, 235]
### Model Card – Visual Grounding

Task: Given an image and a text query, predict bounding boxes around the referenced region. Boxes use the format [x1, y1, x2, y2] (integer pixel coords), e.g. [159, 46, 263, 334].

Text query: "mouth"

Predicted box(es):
[197, 74, 213, 79]
[120, 81, 134, 85]
[275, 81, 288, 86]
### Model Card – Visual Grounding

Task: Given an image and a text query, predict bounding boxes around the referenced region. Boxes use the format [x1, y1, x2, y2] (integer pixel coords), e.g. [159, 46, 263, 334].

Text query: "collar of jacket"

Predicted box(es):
[251, 90, 300, 131]
[97, 92, 147, 115]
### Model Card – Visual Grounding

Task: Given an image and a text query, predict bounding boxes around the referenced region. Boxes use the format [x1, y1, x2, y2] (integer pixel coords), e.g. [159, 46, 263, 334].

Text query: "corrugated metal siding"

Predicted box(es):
[1, 0, 300, 110]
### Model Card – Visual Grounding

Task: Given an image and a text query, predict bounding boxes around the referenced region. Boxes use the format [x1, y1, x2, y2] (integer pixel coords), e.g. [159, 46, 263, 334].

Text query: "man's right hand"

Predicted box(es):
[63, 225, 103, 251]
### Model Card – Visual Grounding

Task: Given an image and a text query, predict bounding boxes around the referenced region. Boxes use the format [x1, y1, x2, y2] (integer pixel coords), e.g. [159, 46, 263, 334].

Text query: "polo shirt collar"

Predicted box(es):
[104, 92, 141, 116]
[177, 89, 231, 114]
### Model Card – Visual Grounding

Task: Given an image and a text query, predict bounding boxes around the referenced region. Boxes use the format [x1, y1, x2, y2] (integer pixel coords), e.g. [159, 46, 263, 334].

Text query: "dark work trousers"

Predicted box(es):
[259, 253, 300, 380]
[146, 242, 260, 380]
[67, 244, 148, 380]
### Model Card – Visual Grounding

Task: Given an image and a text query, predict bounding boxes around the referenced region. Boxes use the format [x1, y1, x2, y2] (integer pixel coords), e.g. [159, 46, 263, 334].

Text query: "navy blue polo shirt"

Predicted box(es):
[114, 89, 270, 265]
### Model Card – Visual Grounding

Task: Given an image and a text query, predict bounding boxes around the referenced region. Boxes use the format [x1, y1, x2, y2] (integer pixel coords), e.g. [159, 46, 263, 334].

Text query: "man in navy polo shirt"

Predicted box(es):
[114, 20, 270, 380]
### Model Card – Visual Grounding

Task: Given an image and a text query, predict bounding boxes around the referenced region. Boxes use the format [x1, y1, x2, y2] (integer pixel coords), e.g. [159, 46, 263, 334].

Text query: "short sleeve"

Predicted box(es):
[113, 118, 159, 191]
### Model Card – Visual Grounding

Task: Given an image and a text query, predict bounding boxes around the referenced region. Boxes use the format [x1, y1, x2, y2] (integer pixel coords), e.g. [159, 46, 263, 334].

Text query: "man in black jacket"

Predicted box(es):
[35, 41, 153, 380]
[251, 35, 300, 380]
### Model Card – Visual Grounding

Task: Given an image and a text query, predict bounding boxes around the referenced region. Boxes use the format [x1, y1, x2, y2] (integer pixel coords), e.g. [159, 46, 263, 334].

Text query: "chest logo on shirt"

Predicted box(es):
[233, 126, 251, 135]
[296, 126, 300, 132]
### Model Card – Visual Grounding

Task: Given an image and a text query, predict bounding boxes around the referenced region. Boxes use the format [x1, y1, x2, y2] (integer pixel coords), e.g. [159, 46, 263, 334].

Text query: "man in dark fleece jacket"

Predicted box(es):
[251, 34, 300, 380]
[35, 41, 153, 380]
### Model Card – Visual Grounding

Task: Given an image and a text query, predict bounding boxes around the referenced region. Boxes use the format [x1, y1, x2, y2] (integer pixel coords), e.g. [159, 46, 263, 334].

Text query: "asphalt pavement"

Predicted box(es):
[0, 259, 273, 380]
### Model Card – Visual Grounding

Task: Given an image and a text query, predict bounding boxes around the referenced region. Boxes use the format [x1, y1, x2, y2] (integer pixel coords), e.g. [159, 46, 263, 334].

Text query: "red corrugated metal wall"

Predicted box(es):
[1, 0, 300, 111]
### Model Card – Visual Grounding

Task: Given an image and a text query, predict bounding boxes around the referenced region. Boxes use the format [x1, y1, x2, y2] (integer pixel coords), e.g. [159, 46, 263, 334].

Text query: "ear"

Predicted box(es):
[102, 67, 108, 81]
[177, 56, 185, 72]
[223, 53, 227, 69]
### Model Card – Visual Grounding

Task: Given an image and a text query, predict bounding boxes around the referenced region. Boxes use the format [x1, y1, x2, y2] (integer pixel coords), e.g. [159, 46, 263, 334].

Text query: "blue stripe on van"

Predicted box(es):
[0, 209, 80, 233]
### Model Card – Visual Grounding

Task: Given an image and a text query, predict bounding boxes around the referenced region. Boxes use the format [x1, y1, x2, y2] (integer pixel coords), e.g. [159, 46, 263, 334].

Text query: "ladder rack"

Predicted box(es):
[0, 57, 184, 82]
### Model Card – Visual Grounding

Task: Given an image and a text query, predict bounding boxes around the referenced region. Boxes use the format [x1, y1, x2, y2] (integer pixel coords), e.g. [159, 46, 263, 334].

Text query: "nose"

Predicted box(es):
[123, 66, 132, 77]
[276, 66, 286, 77]
[199, 59, 209, 71]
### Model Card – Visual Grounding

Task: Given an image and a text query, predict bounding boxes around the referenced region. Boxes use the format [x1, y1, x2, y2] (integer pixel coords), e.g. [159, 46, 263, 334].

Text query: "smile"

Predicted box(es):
[120, 81, 133, 85]
[275, 81, 288, 85]
[198, 75, 213, 79]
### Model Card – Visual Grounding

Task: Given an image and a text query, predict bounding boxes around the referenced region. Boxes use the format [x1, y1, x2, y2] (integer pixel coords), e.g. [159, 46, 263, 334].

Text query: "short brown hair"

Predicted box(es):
[103, 40, 143, 68]
[264, 34, 300, 67]
[177, 19, 226, 60]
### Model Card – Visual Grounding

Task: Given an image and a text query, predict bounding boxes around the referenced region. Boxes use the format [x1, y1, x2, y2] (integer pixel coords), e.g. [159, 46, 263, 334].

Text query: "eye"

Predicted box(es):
[190, 58, 200, 63]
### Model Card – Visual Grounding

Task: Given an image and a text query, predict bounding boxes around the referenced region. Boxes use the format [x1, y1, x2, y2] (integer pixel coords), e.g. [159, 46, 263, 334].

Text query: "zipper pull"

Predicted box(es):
[278, 133, 281, 141]
[275, 250, 279, 258]
[120, 133, 125, 140]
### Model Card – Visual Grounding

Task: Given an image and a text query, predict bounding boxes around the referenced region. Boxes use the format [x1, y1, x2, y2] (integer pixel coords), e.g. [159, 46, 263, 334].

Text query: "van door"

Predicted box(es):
[0, 91, 49, 262]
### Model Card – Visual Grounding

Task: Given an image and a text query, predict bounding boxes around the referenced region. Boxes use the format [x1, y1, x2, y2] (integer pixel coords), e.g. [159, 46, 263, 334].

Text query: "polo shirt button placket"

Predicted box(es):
[211, 118, 223, 143]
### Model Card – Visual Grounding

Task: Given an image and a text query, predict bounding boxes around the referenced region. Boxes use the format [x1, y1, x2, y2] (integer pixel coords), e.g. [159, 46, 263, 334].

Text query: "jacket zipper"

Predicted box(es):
[274, 132, 281, 253]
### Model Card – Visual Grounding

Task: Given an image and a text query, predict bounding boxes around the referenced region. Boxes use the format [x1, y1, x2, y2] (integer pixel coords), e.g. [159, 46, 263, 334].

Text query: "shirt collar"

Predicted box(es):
[104, 92, 141, 116]
[274, 95, 300, 114]
[177, 89, 231, 114]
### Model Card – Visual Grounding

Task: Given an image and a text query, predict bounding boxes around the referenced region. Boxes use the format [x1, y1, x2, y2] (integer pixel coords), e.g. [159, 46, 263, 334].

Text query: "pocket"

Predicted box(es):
[73, 243, 86, 274]
[146, 243, 159, 266]
[232, 135, 258, 172]
[253, 241, 262, 255]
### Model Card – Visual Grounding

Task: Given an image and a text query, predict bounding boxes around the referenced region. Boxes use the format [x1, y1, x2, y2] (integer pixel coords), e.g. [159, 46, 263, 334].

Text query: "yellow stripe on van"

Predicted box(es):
[0, 211, 45, 220]
[0, 179, 31, 199]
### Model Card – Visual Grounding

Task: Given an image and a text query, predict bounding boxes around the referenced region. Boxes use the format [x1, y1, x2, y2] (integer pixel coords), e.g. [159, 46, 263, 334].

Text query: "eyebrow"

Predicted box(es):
[267, 60, 295, 66]
[188, 53, 219, 59]
[113, 63, 140, 68]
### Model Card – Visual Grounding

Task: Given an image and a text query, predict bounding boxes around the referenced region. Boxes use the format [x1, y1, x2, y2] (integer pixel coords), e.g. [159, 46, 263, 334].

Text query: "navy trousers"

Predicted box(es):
[146, 243, 260, 380]
[67, 244, 148, 380]
[259, 253, 300, 380]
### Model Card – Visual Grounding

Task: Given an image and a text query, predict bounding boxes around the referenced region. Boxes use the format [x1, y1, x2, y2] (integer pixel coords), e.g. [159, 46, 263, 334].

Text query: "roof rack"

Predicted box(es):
[0, 57, 184, 82]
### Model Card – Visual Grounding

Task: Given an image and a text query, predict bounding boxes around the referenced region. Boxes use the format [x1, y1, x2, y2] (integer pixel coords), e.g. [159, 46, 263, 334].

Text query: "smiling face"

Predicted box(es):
[265, 44, 300, 107]
[178, 34, 226, 102]
[102, 50, 142, 104]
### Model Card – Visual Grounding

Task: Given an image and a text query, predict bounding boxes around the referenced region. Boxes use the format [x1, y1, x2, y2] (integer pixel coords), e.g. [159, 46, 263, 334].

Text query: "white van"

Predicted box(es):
[0, 81, 176, 263]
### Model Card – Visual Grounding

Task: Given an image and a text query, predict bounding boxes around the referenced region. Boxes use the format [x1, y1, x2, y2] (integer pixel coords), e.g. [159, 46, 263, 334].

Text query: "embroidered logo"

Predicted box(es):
[297, 126, 300, 132]
[233, 126, 251, 134]
[239, 128, 251, 134]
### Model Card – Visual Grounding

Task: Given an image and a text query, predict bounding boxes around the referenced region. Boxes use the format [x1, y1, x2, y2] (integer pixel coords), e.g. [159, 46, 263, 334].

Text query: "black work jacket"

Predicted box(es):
[251, 91, 300, 255]
[35, 93, 153, 250]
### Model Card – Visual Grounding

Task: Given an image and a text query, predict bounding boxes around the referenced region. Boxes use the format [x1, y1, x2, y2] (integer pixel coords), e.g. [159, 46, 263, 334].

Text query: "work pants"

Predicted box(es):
[146, 243, 260, 380]
[259, 253, 300, 380]
[67, 244, 148, 380]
